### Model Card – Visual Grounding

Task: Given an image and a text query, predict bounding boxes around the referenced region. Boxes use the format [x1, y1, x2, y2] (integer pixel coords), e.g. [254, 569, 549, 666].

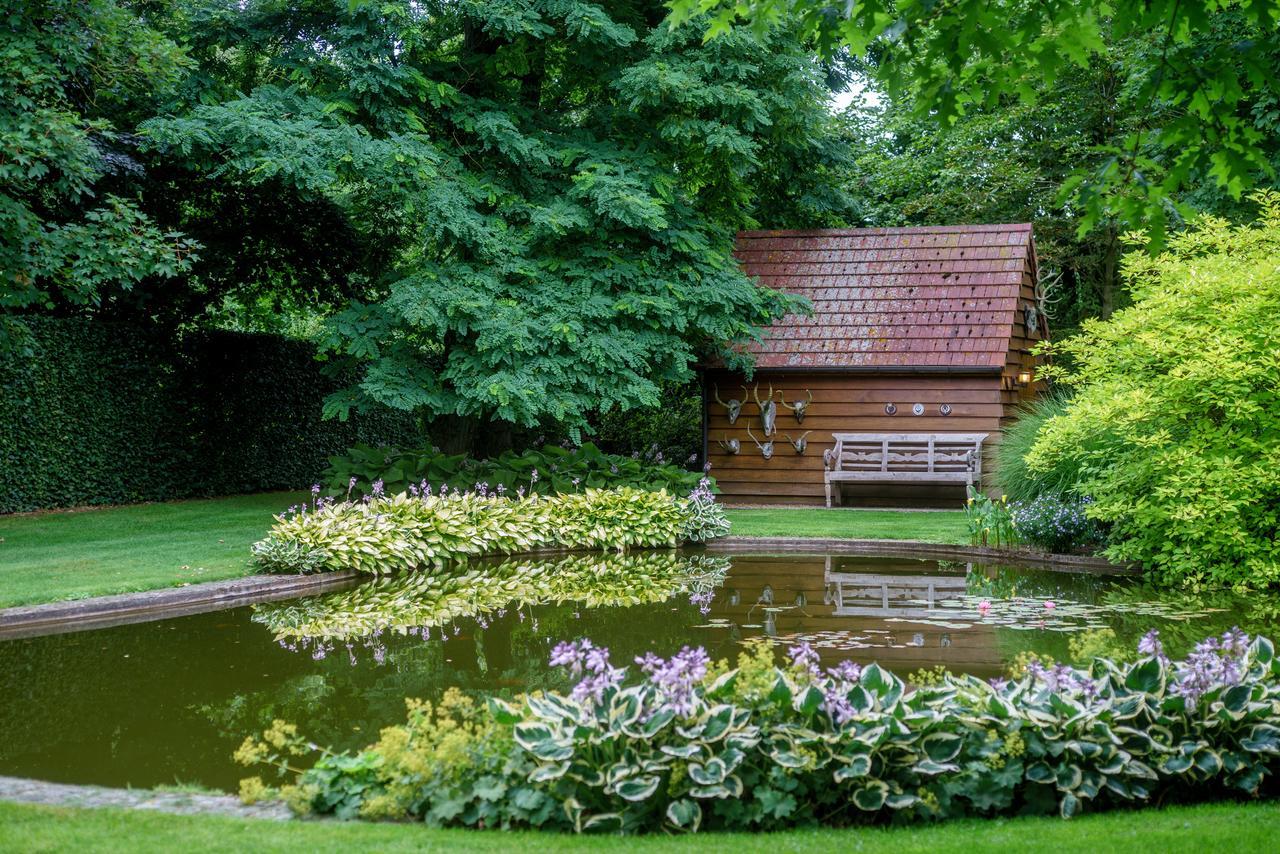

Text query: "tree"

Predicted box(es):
[0, 0, 197, 345]
[142, 0, 857, 435]
[673, 0, 1280, 244]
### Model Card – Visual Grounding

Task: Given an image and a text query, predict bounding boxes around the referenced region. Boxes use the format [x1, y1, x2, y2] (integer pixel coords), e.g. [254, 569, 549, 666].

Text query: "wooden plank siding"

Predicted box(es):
[704, 370, 1006, 506]
[703, 224, 1047, 507]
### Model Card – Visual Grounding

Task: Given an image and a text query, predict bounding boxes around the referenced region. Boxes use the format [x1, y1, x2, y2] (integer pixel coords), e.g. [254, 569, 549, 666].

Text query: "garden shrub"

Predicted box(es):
[1011, 493, 1107, 554]
[1027, 193, 1280, 587]
[324, 441, 705, 500]
[238, 629, 1280, 832]
[994, 390, 1085, 504]
[0, 317, 419, 513]
[252, 482, 730, 574]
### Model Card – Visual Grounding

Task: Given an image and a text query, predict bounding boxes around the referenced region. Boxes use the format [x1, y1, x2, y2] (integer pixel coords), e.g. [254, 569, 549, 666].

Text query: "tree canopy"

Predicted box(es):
[138, 0, 854, 433]
[675, 0, 1280, 245]
[0, 0, 196, 345]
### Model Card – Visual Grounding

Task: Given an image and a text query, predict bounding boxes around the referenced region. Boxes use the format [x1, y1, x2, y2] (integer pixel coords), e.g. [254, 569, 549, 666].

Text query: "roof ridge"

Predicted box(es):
[738, 223, 1033, 238]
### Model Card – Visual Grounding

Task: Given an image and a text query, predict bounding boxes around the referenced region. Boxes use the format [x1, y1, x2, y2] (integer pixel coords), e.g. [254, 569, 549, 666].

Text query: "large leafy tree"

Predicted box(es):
[0, 0, 196, 344]
[143, 0, 855, 433]
[674, 0, 1280, 244]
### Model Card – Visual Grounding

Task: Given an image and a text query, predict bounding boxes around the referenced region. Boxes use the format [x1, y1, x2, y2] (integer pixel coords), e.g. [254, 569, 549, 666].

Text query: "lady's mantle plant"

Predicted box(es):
[238, 629, 1280, 831]
[251, 480, 730, 575]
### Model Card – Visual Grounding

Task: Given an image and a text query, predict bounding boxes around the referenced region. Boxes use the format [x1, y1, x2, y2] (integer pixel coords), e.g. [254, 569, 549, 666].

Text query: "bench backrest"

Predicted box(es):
[828, 433, 987, 474]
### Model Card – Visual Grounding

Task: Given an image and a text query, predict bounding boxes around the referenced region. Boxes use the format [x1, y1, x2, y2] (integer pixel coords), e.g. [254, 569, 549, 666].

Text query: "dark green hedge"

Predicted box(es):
[0, 318, 422, 513]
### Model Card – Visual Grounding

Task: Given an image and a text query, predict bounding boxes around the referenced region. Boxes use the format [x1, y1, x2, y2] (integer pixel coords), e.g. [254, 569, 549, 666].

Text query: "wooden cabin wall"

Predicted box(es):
[704, 370, 1006, 507]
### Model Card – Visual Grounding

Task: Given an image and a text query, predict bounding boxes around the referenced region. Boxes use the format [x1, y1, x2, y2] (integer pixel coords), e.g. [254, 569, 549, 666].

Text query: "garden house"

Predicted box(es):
[702, 223, 1046, 507]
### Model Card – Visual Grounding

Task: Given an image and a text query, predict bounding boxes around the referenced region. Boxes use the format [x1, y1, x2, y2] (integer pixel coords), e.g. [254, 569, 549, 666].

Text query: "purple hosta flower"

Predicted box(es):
[689, 590, 714, 615]
[703, 460, 713, 473]
[571, 477, 580, 489]
[821, 686, 856, 726]
[440, 483, 449, 495]
[636, 646, 710, 717]
[312, 645, 328, 661]
[609, 463, 619, 475]
[372, 645, 387, 666]
[516, 486, 526, 499]
[1138, 629, 1170, 666]
[476, 482, 488, 496]
[552, 639, 625, 706]
[827, 659, 862, 686]
[988, 677, 1009, 692]
[1173, 628, 1251, 705]
[371, 479, 385, 497]
[409, 483, 420, 497]
[788, 642, 821, 677]
[347, 476, 357, 497]
[530, 468, 539, 484]
[496, 483, 506, 495]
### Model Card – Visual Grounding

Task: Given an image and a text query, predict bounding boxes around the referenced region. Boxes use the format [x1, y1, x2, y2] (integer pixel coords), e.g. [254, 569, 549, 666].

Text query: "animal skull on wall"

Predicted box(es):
[713, 385, 746, 425]
[785, 431, 812, 454]
[716, 434, 740, 455]
[753, 383, 778, 436]
[778, 389, 813, 423]
[746, 421, 774, 460]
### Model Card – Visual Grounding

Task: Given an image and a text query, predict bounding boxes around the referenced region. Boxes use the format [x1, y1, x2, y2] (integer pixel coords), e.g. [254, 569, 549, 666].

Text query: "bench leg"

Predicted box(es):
[825, 479, 832, 508]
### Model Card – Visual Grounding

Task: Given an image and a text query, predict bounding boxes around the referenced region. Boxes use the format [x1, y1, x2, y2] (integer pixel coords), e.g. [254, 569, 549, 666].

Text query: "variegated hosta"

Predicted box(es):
[252, 486, 730, 575]
[238, 631, 1280, 832]
[488, 632, 1280, 830]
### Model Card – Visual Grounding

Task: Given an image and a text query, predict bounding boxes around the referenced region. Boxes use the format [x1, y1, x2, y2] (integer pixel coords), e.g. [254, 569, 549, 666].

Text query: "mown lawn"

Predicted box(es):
[0, 492, 302, 608]
[3, 799, 1279, 853]
[725, 507, 968, 544]
[0, 494, 967, 609]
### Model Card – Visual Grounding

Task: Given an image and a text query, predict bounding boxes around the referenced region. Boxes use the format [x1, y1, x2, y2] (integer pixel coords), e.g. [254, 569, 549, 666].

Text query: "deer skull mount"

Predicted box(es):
[753, 383, 778, 436]
[778, 389, 813, 423]
[746, 421, 774, 460]
[713, 385, 746, 425]
[716, 434, 740, 455]
[785, 431, 812, 454]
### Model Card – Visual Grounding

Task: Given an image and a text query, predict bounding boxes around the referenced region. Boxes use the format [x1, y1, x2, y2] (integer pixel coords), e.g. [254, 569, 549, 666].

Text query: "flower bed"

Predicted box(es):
[237, 629, 1280, 830]
[251, 481, 729, 574]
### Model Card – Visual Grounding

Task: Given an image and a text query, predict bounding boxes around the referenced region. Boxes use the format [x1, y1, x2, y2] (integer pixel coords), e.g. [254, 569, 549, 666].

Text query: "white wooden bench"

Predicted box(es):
[821, 433, 988, 507]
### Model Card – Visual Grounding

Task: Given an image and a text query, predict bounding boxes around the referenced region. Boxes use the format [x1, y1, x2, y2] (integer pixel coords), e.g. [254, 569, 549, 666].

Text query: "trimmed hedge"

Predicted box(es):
[0, 317, 420, 513]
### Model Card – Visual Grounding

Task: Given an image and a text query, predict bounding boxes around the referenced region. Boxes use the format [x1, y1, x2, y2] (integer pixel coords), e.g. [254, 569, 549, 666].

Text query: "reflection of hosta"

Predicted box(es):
[254, 553, 730, 642]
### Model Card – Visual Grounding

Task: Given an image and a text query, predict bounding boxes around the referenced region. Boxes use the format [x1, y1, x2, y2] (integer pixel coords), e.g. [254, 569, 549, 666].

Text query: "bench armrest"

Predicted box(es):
[822, 448, 837, 471]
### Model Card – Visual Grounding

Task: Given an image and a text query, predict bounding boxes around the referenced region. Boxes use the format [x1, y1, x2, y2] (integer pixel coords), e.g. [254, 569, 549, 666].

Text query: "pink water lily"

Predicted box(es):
[977, 600, 992, 617]
[1044, 600, 1056, 611]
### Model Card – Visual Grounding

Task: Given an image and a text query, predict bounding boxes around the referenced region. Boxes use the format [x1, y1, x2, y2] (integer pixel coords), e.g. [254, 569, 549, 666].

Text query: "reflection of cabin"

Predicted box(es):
[703, 224, 1047, 506]
[704, 555, 1005, 678]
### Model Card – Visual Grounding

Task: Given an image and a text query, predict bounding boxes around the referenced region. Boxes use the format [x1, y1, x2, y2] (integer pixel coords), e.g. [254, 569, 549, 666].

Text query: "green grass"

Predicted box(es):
[0, 494, 966, 610]
[0, 492, 301, 609]
[725, 507, 968, 544]
[2, 799, 1278, 853]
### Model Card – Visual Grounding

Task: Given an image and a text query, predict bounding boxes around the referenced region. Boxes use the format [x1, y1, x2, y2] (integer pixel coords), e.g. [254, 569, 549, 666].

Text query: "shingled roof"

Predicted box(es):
[734, 223, 1035, 370]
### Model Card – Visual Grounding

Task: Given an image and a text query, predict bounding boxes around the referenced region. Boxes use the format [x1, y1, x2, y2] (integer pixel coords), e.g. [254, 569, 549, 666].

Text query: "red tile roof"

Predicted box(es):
[734, 224, 1035, 370]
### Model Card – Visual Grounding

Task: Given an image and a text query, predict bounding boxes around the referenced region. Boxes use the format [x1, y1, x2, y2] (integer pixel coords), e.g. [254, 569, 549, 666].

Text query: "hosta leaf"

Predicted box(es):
[660, 743, 702, 759]
[530, 761, 569, 782]
[666, 798, 702, 831]
[488, 697, 522, 724]
[614, 775, 660, 802]
[833, 753, 872, 782]
[1125, 658, 1164, 694]
[582, 812, 623, 831]
[1242, 723, 1280, 753]
[921, 732, 963, 763]
[1060, 792, 1080, 819]
[852, 780, 889, 811]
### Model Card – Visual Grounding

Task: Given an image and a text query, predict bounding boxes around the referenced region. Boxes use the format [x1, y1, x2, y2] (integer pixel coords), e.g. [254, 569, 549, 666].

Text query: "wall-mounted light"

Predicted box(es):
[1016, 369, 1033, 387]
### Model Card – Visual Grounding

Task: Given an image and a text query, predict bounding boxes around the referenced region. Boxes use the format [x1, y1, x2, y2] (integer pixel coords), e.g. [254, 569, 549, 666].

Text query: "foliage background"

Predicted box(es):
[0, 318, 420, 513]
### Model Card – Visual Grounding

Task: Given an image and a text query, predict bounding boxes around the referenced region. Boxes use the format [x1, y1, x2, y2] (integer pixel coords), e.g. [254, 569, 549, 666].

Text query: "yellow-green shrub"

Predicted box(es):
[1028, 193, 1280, 587]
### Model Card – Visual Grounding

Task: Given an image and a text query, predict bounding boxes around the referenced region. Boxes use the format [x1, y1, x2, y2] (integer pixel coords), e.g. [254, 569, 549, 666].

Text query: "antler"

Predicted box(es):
[745, 421, 762, 448]
[713, 384, 726, 407]
[751, 383, 763, 406]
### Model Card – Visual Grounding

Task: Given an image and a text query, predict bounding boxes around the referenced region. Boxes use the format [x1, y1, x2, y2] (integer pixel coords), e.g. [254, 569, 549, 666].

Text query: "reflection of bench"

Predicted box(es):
[822, 433, 987, 507]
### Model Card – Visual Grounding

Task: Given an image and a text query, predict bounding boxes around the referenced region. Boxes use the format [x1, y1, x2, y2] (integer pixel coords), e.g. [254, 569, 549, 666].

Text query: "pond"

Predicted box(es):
[2, 548, 1275, 793]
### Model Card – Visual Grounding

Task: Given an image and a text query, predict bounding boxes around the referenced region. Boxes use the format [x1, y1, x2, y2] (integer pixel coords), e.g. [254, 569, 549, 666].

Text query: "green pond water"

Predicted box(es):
[1, 549, 1275, 792]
